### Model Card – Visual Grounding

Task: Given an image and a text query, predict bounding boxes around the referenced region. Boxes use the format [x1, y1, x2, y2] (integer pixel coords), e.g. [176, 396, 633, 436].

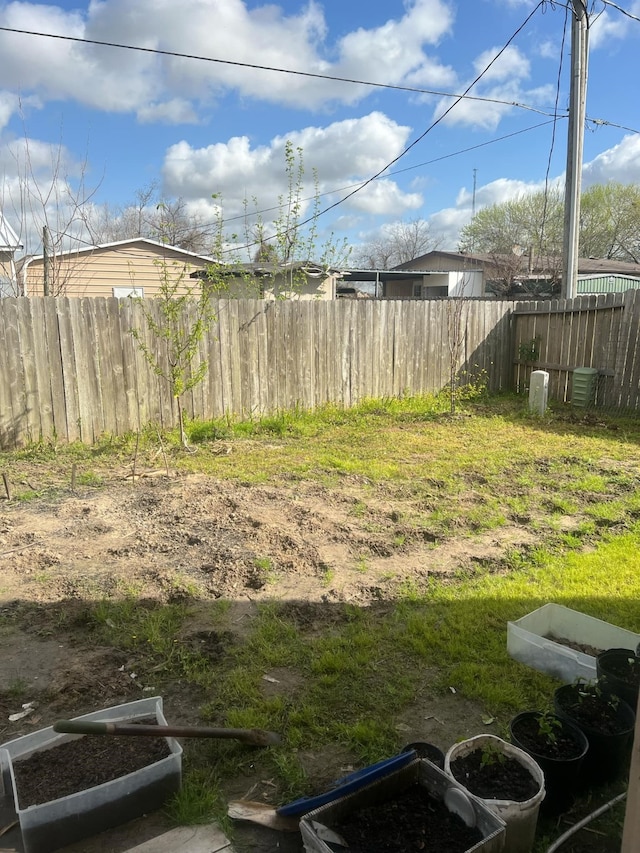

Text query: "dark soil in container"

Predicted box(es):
[510, 714, 585, 760]
[545, 635, 602, 657]
[12, 720, 170, 807]
[450, 749, 539, 801]
[334, 783, 483, 853]
[598, 651, 640, 684]
[555, 685, 629, 735]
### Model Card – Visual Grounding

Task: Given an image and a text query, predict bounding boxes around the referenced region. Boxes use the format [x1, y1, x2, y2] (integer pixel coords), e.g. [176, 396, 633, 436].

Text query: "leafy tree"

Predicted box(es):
[458, 188, 564, 258]
[579, 183, 640, 262]
[459, 183, 640, 269]
[352, 219, 442, 269]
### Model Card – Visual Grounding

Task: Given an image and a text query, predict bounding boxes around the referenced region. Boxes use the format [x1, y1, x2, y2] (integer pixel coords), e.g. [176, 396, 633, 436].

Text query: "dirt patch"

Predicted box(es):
[0, 473, 548, 851]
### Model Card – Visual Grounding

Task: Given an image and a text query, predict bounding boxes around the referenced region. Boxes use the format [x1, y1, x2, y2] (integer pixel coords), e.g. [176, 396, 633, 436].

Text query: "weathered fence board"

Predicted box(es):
[0, 294, 638, 450]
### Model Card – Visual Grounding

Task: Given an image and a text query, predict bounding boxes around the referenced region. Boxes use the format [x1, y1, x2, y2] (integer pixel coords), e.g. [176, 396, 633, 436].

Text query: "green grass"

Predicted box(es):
[3, 394, 640, 848]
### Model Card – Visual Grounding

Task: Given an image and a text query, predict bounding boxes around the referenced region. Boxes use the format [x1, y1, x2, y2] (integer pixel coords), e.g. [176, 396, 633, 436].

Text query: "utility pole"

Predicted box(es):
[562, 1, 588, 300]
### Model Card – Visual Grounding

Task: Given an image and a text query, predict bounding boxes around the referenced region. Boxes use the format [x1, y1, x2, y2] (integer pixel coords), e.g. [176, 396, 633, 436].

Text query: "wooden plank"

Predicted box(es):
[82, 298, 107, 441]
[66, 299, 95, 442]
[264, 300, 280, 413]
[0, 301, 18, 448]
[370, 300, 384, 399]
[225, 299, 243, 416]
[204, 299, 224, 419]
[15, 299, 43, 443]
[236, 299, 254, 416]
[254, 300, 269, 415]
[313, 300, 327, 407]
[93, 298, 119, 436]
[41, 297, 68, 442]
[621, 291, 640, 410]
[2, 299, 29, 446]
[297, 301, 313, 410]
[117, 297, 143, 433]
[23, 299, 54, 441]
[55, 298, 82, 442]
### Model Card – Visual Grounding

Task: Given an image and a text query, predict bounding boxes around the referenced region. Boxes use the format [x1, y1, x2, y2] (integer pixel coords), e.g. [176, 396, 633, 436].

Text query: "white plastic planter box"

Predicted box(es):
[0, 696, 182, 853]
[300, 757, 506, 853]
[507, 603, 640, 683]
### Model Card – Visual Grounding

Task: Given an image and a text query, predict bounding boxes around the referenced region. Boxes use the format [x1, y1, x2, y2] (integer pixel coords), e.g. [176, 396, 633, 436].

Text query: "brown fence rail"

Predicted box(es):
[1, 293, 639, 450]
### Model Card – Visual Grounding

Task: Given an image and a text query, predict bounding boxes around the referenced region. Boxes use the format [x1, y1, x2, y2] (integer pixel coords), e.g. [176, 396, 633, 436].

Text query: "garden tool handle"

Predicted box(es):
[53, 720, 282, 746]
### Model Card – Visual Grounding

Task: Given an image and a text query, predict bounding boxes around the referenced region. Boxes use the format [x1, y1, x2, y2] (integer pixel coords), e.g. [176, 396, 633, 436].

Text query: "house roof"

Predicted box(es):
[191, 260, 341, 279]
[0, 213, 22, 251]
[15, 237, 215, 268]
[396, 250, 640, 277]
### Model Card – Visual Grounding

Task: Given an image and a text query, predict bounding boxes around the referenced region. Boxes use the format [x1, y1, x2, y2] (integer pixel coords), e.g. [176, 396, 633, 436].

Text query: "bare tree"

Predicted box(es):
[2, 124, 100, 295]
[352, 219, 442, 269]
[85, 185, 213, 254]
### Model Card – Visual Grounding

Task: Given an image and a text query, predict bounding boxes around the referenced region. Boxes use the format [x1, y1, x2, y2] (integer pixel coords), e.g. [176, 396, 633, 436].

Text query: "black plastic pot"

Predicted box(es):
[553, 683, 635, 786]
[596, 647, 640, 712]
[509, 711, 588, 816]
[401, 742, 445, 769]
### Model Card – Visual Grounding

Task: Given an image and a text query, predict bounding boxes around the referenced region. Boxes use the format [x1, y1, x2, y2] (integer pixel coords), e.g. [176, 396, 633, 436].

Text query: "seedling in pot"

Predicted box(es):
[479, 741, 506, 769]
[537, 711, 561, 744]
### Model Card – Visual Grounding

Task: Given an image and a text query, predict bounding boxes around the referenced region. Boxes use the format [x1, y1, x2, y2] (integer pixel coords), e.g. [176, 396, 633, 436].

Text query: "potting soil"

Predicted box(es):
[12, 727, 171, 807]
[450, 750, 539, 801]
[510, 715, 585, 760]
[333, 783, 483, 853]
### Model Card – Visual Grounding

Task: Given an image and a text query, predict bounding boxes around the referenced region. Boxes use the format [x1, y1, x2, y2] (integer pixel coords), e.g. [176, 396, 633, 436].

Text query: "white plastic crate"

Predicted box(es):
[507, 603, 640, 683]
[0, 696, 182, 853]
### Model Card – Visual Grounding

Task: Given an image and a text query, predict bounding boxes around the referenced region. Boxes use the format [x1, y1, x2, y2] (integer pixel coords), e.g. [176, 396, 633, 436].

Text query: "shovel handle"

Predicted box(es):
[53, 720, 281, 747]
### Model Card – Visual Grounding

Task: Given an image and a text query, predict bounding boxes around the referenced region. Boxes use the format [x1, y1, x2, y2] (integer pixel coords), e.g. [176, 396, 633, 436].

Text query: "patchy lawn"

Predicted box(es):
[0, 395, 638, 852]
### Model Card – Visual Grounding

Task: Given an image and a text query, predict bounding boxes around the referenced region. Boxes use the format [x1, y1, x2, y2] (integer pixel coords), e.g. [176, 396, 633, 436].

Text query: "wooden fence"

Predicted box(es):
[1, 293, 639, 449]
[0, 297, 514, 448]
[513, 290, 640, 410]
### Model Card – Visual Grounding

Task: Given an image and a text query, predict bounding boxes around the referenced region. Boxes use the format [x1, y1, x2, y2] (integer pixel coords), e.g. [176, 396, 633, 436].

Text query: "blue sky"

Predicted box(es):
[1, 0, 639, 258]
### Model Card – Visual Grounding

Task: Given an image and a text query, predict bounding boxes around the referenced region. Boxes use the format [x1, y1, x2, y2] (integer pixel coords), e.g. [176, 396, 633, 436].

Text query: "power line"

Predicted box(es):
[243, 0, 548, 255]
[601, 0, 640, 22]
[0, 24, 567, 119]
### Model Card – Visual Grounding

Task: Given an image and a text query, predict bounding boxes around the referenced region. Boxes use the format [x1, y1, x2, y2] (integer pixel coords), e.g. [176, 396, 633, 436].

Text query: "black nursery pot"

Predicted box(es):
[401, 742, 445, 769]
[509, 711, 588, 816]
[553, 683, 635, 786]
[597, 647, 640, 712]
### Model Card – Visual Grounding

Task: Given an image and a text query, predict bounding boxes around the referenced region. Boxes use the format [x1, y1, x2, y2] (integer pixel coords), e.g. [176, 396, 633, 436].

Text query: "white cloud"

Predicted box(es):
[0, 0, 458, 119]
[583, 134, 640, 185]
[473, 45, 530, 83]
[430, 46, 553, 129]
[137, 99, 199, 125]
[162, 112, 422, 221]
[426, 176, 554, 247]
[588, 9, 630, 50]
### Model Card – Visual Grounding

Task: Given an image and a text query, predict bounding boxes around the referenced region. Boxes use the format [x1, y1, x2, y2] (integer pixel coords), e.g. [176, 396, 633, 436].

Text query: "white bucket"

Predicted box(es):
[445, 734, 545, 853]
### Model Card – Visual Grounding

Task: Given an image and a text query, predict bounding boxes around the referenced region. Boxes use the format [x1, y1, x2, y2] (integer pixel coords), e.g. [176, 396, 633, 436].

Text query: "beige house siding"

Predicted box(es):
[196, 268, 338, 300]
[384, 270, 483, 299]
[1, 251, 18, 296]
[19, 240, 213, 298]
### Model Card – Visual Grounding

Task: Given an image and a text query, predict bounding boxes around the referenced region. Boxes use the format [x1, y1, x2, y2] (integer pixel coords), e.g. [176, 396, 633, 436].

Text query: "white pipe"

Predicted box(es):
[546, 791, 627, 853]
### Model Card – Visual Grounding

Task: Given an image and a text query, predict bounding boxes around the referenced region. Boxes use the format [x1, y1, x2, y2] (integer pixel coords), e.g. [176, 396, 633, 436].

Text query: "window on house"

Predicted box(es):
[113, 287, 144, 299]
[412, 283, 423, 298]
